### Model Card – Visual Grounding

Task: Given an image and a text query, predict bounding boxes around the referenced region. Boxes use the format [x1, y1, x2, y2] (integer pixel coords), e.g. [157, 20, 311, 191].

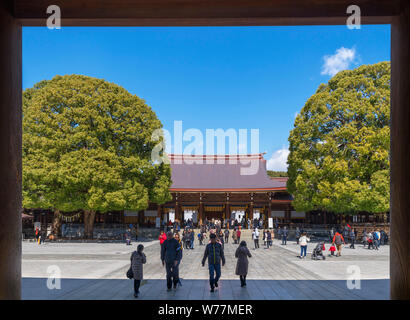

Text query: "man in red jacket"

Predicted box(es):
[236, 228, 241, 243]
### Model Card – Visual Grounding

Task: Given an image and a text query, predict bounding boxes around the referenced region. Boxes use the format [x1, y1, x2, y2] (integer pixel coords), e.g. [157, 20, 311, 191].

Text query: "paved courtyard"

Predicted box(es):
[22, 237, 389, 300]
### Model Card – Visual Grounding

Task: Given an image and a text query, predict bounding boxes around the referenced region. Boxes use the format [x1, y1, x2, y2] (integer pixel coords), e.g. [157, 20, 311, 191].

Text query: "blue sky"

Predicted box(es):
[23, 25, 390, 170]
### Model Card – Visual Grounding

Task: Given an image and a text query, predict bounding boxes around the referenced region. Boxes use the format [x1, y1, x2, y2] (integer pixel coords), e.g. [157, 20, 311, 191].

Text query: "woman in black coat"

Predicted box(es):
[235, 241, 252, 287]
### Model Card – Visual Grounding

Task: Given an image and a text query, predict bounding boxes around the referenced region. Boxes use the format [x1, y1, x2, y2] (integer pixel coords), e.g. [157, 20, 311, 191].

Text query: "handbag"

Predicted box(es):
[127, 251, 135, 279]
[126, 267, 133, 279]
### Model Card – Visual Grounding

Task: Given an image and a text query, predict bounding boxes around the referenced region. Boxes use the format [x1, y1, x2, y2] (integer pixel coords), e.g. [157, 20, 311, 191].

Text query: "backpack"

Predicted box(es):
[373, 232, 379, 240]
[335, 234, 342, 245]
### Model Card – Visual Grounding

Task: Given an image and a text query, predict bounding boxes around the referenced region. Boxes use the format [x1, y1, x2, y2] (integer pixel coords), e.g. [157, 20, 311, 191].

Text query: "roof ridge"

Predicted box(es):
[168, 153, 265, 160]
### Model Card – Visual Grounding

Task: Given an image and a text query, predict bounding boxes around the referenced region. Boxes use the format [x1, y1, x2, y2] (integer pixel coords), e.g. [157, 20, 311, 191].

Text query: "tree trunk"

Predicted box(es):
[51, 209, 62, 239]
[83, 210, 96, 239]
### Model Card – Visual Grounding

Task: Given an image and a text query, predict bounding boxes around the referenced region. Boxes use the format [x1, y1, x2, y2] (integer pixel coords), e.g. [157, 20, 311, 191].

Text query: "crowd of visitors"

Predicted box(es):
[127, 221, 390, 298]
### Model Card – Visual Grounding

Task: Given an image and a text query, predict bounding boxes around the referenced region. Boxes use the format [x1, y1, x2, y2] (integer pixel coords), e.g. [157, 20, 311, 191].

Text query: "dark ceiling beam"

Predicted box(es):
[12, 0, 402, 26]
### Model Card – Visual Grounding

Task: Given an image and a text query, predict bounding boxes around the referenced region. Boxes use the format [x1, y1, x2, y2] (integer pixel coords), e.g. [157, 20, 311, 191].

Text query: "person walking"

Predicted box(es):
[362, 229, 368, 247]
[332, 230, 345, 257]
[40, 229, 46, 244]
[174, 233, 184, 287]
[218, 230, 225, 249]
[131, 244, 146, 298]
[161, 231, 182, 291]
[262, 230, 267, 247]
[299, 232, 310, 259]
[224, 228, 229, 243]
[252, 228, 260, 249]
[367, 231, 375, 249]
[235, 241, 252, 287]
[236, 227, 241, 244]
[35, 227, 40, 245]
[349, 228, 356, 249]
[373, 229, 380, 250]
[202, 233, 225, 292]
[232, 228, 238, 244]
[282, 226, 288, 245]
[266, 229, 272, 249]
[190, 229, 195, 250]
[295, 227, 301, 245]
[125, 228, 132, 245]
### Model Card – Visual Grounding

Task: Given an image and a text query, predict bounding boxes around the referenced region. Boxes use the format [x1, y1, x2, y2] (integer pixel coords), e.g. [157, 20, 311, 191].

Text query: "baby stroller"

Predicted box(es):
[311, 242, 326, 260]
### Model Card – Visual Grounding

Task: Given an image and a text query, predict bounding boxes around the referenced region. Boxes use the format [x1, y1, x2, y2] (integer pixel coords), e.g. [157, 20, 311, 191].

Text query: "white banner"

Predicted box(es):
[291, 211, 306, 218]
[268, 218, 273, 228]
[169, 211, 175, 223]
[124, 210, 138, 217]
[253, 210, 260, 220]
[271, 211, 285, 217]
[144, 210, 157, 217]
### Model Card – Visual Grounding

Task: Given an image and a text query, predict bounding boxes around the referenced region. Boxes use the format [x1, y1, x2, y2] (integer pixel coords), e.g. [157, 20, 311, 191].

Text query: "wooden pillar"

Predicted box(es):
[199, 202, 203, 225]
[175, 193, 180, 222]
[175, 204, 180, 223]
[285, 205, 291, 224]
[249, 193, 254, 222]
[391, 4, 410, 300]
[225, 203, 230, 222]
[0, 3, 22, 300]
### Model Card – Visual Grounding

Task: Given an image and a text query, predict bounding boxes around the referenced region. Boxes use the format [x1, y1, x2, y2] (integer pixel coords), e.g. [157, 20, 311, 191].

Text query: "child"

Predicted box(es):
[329, 244, 336, 256]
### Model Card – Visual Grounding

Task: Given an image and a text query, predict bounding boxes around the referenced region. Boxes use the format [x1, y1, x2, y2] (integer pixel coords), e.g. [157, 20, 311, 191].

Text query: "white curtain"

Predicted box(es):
[168, 211, 175, 223]
[233, 210, 245, 221]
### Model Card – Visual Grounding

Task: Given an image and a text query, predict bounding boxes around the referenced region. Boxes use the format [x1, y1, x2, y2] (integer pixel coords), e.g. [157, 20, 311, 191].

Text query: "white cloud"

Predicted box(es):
[321, 47, 356, 76]
[266, 148, 290, 171]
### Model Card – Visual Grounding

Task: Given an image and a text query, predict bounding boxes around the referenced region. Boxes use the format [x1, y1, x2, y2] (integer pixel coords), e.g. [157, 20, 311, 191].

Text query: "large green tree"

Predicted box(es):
[23, 75, 172, 238]
[287, 62, 390, 214]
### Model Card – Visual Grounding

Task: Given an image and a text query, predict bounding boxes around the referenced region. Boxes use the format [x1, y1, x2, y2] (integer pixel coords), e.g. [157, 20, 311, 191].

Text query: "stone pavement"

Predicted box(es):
[22, 238, 389, 300]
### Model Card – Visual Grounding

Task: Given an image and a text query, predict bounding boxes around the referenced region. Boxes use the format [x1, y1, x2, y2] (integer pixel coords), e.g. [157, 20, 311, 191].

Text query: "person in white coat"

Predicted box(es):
[299, 232, 310, 259]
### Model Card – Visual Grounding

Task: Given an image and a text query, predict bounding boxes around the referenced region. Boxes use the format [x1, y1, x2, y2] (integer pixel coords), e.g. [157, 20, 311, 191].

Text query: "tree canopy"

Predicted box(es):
[287, 62, 390, 214]
[23, 75, 172, 215]
[267, 171, 288, 178]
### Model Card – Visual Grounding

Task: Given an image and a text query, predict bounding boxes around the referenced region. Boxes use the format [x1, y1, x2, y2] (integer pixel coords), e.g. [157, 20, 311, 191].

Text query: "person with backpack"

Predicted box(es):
[332, 230, 345, 257]
[130, 244, 146, 298]
[202, 233, 225, 292]
[161, 231, 182, 291]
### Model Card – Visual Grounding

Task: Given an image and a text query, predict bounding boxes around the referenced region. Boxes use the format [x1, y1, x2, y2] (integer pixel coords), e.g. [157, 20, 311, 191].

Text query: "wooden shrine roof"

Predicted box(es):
[169, 154, 287, 192]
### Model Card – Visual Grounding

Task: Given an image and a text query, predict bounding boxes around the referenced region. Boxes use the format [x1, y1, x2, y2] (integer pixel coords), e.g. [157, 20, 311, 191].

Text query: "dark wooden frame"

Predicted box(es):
[1, 0, 409, 299]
